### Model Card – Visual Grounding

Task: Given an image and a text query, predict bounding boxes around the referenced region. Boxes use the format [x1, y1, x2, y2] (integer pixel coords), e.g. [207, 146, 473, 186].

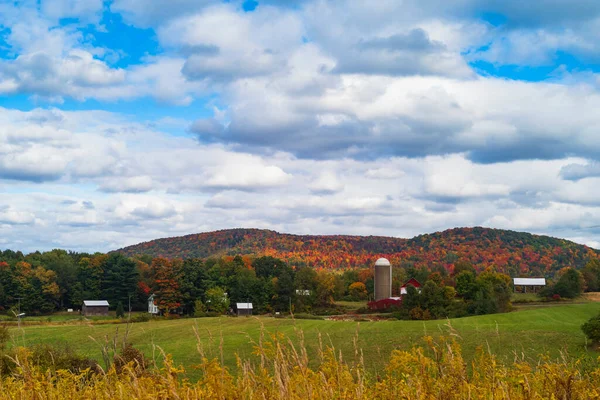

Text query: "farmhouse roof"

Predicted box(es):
[236, 303, 253, 309]
[83, 300, 109, 307]
[513, 278, 546, 286]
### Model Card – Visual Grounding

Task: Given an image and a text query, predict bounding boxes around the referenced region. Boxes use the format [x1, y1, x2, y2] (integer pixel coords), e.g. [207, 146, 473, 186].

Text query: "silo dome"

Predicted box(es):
[375, 258, 391, 267]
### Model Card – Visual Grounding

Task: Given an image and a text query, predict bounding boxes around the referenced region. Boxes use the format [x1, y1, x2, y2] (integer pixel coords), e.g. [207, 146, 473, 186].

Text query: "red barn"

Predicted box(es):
[400, 278, 422, 295]
[367, 278, 422, 311]
[367, 297, 402, 311]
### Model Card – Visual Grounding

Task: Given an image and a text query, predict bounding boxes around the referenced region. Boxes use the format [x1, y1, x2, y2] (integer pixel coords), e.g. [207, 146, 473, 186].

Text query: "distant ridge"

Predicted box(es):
[114, 227, 600, 276]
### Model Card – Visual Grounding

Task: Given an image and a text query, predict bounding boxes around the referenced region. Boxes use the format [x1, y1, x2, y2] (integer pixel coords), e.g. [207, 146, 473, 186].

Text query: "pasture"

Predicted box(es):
[9, 302, 600, 379]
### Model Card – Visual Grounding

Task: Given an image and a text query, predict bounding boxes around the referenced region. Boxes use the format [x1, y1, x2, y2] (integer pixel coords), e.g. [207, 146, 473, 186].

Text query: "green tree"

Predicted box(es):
[178, 259, 208, 315]
[471, 284, 496, 315]
[253, 256, 288, 279]
[193, 299, 207, 317]
[205, 287, 230, 314]
[273, 269, 295, 311]
[72, 255, 105, 306]
[581, 259, 600, 292]
[38, 250, 77, 308]
[552, 268, 583, 299]
[477, 269, 512, 313]
[102, 254, 139, 308]
[582, 313, 600, 344]
[116, 301, 125, 318]
[315, 271, 337, 306]
[294, 267, 318, 311]
[455, 271, 477, 300]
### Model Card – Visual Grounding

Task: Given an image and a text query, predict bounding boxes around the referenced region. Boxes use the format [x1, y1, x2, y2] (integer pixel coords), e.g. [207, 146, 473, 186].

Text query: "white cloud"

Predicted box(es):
[309, 171, 344, 194]
[204, 163, 292, 190]
[0, 207, 35, 225]
[2, 0, 600, 252]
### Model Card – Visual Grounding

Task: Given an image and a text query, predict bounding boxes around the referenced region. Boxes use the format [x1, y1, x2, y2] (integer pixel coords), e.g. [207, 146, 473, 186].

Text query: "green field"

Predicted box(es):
[9, 303, 600, 379]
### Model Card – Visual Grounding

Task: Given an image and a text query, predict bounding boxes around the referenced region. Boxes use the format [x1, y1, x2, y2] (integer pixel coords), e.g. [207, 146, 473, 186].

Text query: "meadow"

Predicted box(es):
[8, 302, 600, 380]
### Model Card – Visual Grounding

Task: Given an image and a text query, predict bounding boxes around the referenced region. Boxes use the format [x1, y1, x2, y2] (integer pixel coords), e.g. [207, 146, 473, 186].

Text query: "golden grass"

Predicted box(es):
[0, 323, 600, 399]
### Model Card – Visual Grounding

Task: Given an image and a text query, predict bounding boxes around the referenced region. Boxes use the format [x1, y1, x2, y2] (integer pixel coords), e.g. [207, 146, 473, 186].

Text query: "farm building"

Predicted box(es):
[236, 303, 253, 316]
[513, 278, 546, 293]
[82, 300, 109, 316]
[367, 297, 402, 311]
[368, 277, 422, 311]
[148, 294, 159, 314]
[400, 278, 422, 295]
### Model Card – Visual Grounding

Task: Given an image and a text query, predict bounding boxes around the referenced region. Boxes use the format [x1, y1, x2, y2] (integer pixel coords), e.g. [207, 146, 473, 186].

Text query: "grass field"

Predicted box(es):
[8, 302, 600, 379]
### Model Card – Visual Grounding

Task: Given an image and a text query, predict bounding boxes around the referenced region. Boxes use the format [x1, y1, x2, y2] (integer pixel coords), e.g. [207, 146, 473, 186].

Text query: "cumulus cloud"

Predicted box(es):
[0, 207, 35, 225]
[309, 171, 344, 194]
[203, 163, 292, 190]
[111, 0, 213, 27]
[560, 162, 600, 181]
[2, 0, 600, 252]
[159, 4, 305, 82]
[194, 75, 600, 162]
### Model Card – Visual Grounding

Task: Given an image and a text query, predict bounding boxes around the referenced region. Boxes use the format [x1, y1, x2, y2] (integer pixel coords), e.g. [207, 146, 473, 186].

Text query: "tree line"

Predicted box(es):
[0, 248, 597, 317]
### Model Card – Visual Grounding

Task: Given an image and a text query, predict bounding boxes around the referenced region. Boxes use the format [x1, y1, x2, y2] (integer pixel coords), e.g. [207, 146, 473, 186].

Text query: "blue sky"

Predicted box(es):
[2, 0, 600, 252]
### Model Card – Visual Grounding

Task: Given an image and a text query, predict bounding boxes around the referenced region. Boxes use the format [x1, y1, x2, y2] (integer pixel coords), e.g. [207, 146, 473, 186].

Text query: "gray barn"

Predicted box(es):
[236, 303, 253, 316]
[82, 300, 110, 316]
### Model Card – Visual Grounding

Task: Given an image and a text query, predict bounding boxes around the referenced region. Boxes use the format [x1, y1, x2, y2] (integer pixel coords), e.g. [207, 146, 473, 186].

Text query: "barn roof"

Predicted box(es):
[513, 278, 546, 286]
[83, 300, 109, 307]
[236, 303, 253, 309]
[401, 278, 422, 288]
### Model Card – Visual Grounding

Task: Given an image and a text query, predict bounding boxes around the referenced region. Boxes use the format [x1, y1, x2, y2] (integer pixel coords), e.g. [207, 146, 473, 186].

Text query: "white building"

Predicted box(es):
[513, 278, 546, 293]
[148, 294, 159, 314]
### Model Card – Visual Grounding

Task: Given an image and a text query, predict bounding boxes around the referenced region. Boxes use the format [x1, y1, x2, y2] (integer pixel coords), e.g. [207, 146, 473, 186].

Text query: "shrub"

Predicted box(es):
[292, 313, 324, 320]
[131, 313, 151, 322]
[582, 313, 600, 345]
[28, 343, 101, 375]
[193, 299, 207, 317]
[113, 343, 147, 374]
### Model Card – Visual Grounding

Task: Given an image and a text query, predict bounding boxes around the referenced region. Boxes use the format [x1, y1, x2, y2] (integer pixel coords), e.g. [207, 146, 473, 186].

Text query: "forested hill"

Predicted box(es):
[115, 227, 600, 277]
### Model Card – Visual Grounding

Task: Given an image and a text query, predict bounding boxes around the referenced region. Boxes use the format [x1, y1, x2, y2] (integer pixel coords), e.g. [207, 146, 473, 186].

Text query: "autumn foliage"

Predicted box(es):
[116, 227, 600, 276]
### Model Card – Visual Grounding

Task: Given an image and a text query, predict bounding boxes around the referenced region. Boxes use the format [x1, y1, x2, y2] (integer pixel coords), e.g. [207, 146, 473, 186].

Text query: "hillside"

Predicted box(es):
[115, 227, 600, 276]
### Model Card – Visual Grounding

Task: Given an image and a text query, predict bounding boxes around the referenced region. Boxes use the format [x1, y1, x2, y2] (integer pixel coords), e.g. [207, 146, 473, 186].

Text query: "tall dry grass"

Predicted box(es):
[0, 322, 599, 399]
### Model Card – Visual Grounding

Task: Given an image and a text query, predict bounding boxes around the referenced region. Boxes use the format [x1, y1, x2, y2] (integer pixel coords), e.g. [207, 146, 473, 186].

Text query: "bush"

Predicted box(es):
[582, 313, 600, 345]
[28, 343, 101, 375]
[193, 299, 207, 317]
[131, 313, 151, 322]
[113, 343, 147, 374]
[292, 313, 324, 320]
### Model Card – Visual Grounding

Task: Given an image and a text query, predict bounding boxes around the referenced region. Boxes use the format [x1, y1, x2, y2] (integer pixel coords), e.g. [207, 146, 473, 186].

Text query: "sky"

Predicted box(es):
[2, 0, 600, 253]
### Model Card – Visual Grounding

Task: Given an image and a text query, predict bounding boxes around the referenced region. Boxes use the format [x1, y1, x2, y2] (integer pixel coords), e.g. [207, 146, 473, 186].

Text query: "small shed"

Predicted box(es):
[513, 278, 546, 293]
[236, 303, 253, 316]
[82, 300, 109, 316]
[400, 278, 422, 295]
[148, 294, 159, 314]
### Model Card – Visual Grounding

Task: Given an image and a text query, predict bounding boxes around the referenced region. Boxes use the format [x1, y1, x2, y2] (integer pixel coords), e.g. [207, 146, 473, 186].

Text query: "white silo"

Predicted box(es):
[374, 257, 392, 301]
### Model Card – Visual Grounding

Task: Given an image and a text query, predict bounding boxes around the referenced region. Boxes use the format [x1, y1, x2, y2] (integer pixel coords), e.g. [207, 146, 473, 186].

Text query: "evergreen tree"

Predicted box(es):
[102, 254, 138, 308]
[116, 301, 125, 318]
